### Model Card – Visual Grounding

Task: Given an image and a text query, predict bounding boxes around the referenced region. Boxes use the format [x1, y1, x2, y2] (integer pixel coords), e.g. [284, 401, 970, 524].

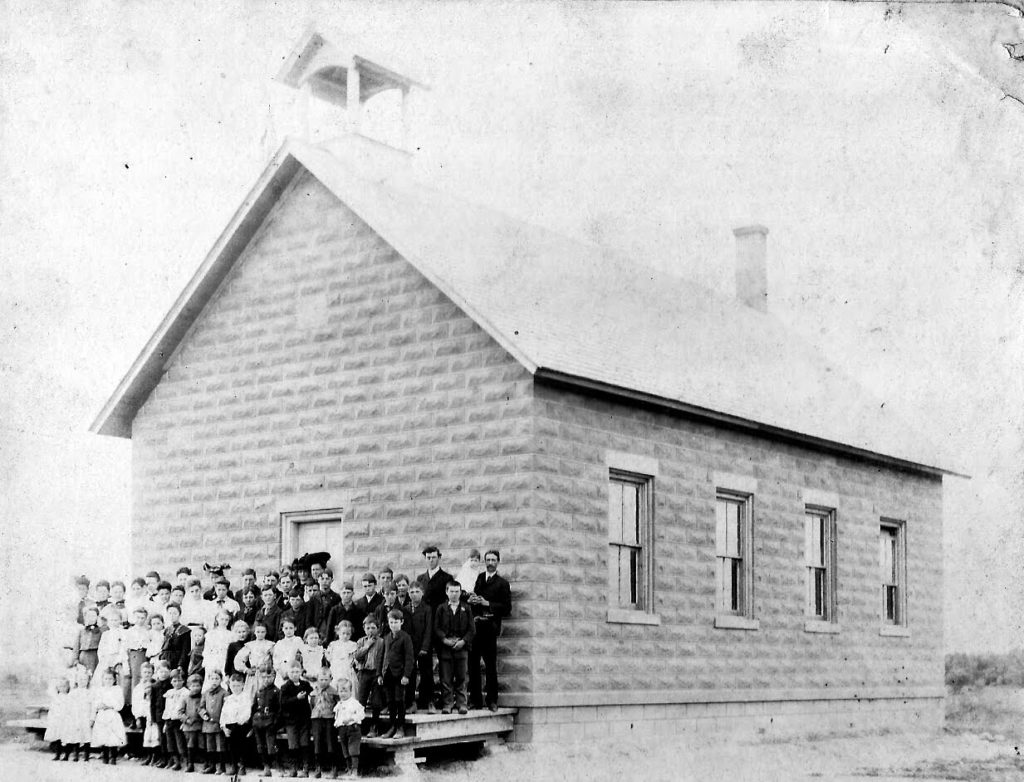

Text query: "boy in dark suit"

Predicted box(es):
[255, 584, 284, 642]
[353, 573, 383, 616]
[322, 582, 364, 643]
[405, 581, 433, 714]
[433, 580, 475, 714]
[377, 609, 414, 739]
[468, 549, 512, 711]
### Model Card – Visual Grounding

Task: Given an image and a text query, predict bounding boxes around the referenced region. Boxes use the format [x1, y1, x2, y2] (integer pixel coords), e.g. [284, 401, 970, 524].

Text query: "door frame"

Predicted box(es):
[274, 489, 351, 569]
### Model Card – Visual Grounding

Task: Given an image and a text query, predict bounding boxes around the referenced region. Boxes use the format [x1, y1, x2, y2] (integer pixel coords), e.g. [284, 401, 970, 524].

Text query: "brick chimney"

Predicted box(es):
[733, 225, 769, 313]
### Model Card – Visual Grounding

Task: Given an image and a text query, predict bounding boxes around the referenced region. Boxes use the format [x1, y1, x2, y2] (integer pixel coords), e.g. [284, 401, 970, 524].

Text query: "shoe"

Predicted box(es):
[458, 707, 468, 715]
[392, 727, 405, 739]
[203, 764, 216, 774]
[487, 701, 498, 712]
[440, 708, 451, 715]
[187, 762, 196, 772]
[365, 727, 378, 738]
[427, 704, 438, 714]
[314, 769, 322, 778]
[259, 767, 272, 777]
[407, 703, 418, 714]
[381, 727, 396, 740]
[111, 754, 118, 766]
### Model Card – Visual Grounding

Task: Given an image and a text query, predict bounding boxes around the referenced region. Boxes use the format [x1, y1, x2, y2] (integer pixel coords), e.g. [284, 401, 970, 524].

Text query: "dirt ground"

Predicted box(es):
[1, 687, 1021, 781]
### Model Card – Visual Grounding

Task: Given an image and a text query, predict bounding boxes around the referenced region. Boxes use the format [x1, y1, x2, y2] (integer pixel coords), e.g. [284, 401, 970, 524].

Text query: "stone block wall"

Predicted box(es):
[130, 170, 534, 690]
[513, 382, 943, 706]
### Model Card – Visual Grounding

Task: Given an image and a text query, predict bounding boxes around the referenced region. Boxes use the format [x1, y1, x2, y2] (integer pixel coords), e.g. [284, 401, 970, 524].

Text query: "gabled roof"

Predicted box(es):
[91, 137, 962, 477]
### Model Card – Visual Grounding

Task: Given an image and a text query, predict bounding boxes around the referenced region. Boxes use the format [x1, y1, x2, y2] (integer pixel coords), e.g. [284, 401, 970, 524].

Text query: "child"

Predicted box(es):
[327, 620, 358, 693]
[237, 586, 261, 630]
[309, 667, 340, 777]
[220, 672, 253, 780]
[373, 584, 406, 639]
[203, 609, 234, 689]
[273, 618, 303, 687]
[394, 574, 412, 610]
[199, 669, 228, 775]
[281, 587, 314, 638]
[333, 677, 363, 778]
[93, 605, 127, 687]
[145, 571, 161, 599]
[352, 616, 384, 736]
[90, 668, 126, 765]
[74, 575, 93, 625]
[65, 666, 94, 762]
[109, 580, 128, 625]
[182, 673, 204, 772]
[188, 624, 207, 681]
[300, 626, 327, 682]
[93, 580, 111, 613]
[434, 580, 475, 715]
[161, 603, 191, 673]
[148, 661, 172, 767]
[280, 662, 313, 777]
[236, 621, 275, 697]
[406, 581, 433, 714]
[256, 584, 284, 642]
[378, 609, 414, 739]
[124, 607, 152, 703]
[131, 661, 154, 756]
[252, 667, 281, 777]
[145, 613, 166, 663]
[162, 668, 188, 770]
[454, 550, 483, 601]
[73, 606, 104, 675]
[125, 576, 150, 615]
[224, 619, 250, 678]
[43, 676, 71, 761]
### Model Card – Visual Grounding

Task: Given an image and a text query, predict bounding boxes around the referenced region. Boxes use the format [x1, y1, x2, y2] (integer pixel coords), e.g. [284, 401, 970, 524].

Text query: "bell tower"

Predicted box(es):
[275, 28, 427, 152]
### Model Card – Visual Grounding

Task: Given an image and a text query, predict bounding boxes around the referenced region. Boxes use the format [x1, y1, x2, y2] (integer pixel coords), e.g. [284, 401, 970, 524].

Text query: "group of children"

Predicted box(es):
[48, 549, 497, 779]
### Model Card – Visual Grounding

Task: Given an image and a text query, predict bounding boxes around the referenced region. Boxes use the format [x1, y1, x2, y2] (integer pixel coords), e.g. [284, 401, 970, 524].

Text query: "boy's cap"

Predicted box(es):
[361, 572, 377, 584]
[340, 582, 354, 591]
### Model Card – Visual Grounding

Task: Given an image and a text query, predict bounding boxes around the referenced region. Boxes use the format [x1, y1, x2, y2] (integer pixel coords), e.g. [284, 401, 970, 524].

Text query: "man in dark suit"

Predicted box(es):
[416, 546, 452, 610]
[468, 550, 512, 711]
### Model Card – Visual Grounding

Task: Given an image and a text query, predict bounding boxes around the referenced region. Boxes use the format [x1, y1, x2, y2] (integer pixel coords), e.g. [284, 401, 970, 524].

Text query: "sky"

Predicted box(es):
[1, 1, 1022, 671]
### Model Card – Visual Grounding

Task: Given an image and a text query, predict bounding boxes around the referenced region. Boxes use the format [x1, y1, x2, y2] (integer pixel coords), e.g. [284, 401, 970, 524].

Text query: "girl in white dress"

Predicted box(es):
[64, 666, 94, 762]
[326, 620, 358, 693]
[92, 606, 128, 687]
[203, 610, 234, 690]
[235, 620, 275, 697]
[43, 676, 71, 761]
[271, 618, 303, 687]
[298, 626, 327, 682]
[90, 668, 127, 764]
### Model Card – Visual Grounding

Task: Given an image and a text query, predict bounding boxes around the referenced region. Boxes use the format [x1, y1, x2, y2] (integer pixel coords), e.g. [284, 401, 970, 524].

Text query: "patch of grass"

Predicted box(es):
[878, 755, 1024, 782]
[0, 677, 39, 744]
[945, 686, 1024, 742]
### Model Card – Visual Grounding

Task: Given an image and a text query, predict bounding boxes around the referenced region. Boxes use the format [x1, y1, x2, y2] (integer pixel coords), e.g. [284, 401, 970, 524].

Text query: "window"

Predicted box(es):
[605, 453, 659, 625]
[880, 519, 907, 629]
[716, 489, 757, 630]
[804, 507, 837, 628]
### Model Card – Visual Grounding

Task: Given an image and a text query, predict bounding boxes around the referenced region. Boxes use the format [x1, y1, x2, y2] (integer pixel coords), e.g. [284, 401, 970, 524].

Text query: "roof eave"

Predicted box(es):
[534, 368, 969, 479]
[89, 141, 305, 438]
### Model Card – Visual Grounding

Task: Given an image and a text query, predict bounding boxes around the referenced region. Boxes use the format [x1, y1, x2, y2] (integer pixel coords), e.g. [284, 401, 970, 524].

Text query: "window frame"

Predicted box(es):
[605, 451, 659, 626]
[879, 518, 908, 634]
[712, 472, 761, 630]
[803, 504, 839, 632]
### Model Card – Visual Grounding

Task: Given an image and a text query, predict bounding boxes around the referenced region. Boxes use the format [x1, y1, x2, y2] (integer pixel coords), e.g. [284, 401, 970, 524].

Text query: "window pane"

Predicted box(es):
[726, 502, 740, 557]
[731, 558, 741, 612]
[616, 545, 637, 608]
[620, 483, 639, 545]
[716, 499, 727, 557]
[810, 567, 826, 617]
[880, 527, 897, 584]
[608, 481, 623, 541]
[806, 513, 825, 567]
[884, 585, 897, 622]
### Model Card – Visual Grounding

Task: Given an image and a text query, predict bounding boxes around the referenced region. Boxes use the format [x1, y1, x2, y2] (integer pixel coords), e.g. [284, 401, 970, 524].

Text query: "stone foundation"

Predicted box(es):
[507, 692, 944, 743]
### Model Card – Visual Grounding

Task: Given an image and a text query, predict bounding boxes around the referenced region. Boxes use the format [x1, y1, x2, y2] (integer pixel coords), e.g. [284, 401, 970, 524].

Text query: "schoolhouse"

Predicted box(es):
[91, 30, 959, 742]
